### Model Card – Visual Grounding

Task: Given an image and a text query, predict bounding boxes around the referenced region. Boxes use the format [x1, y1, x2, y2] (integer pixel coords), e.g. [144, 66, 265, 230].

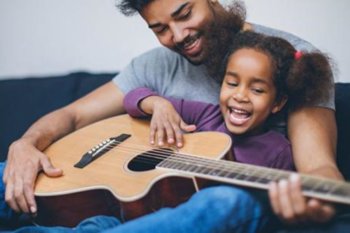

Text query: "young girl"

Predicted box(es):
[11, 31, 333, 233]
[123, 31, 333, 171]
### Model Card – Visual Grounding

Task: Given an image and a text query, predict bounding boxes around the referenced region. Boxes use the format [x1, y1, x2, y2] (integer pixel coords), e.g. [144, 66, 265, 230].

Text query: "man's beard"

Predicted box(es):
[173, 2, 245, 68]
[204, 4, 246, 81]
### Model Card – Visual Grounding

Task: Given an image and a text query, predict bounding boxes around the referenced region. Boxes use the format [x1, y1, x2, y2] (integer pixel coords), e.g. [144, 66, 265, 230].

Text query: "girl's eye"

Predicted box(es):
[227, 82, 238, 87]
[252, 88, 265, 94]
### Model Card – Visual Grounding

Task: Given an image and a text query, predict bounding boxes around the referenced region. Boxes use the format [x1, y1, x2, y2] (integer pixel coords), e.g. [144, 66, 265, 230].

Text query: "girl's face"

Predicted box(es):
[220, 48, 286, 136]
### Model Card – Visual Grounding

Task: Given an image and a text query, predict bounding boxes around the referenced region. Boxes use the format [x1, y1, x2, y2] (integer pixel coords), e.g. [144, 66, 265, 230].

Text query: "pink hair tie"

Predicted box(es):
[294, 51, 303, 60]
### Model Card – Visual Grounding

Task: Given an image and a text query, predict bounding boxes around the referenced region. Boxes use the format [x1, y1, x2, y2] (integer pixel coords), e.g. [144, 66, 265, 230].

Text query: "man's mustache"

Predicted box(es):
[175, 32, 201, 51]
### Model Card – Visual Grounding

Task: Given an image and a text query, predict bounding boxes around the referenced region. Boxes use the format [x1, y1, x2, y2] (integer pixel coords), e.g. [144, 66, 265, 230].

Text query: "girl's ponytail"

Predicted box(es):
[286, 51, 334, 110]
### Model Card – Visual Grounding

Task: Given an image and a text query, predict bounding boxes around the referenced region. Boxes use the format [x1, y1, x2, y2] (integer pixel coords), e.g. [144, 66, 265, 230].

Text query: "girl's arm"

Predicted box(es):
[123, 88, 196, 147]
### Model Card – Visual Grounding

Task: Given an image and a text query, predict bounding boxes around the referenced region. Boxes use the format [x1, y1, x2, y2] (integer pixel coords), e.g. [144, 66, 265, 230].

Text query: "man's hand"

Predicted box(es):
[142, 96, 196, 147]
[268, 174, 336, 224]
[3, 139, 63, 214]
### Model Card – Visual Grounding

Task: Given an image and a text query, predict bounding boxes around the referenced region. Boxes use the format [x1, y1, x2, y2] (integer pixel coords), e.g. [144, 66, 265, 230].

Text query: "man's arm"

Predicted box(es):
[3, 81, 125, 214]
[288, 107, 341, 179]
[269, 106, 343, 224]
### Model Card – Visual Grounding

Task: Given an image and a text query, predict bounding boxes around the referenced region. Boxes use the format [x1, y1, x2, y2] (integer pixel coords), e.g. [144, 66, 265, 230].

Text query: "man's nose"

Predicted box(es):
[169, 23, 187, 44]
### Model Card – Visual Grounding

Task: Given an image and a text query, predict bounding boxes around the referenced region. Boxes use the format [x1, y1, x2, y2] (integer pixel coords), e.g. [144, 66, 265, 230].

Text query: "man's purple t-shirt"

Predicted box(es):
[124, 88, 294, 171]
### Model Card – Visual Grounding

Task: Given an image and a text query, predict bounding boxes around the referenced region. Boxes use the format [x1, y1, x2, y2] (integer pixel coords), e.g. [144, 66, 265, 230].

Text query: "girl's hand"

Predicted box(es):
[141, 96, 196, 147]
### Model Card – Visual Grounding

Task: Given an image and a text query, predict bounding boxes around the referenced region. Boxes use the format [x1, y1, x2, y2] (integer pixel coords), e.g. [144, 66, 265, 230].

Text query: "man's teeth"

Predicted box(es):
[184, 39, 197, 49]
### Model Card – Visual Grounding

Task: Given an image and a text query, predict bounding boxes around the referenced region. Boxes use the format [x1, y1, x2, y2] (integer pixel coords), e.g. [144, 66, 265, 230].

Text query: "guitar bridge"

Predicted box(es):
[74, 133, 131, 168]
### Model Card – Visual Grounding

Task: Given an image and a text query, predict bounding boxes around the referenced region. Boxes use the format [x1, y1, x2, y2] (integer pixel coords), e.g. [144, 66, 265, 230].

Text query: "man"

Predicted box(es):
[1, 0, 342, 230]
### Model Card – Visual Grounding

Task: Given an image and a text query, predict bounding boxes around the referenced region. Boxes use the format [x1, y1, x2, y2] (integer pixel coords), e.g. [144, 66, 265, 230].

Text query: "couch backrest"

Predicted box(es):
[0, 72, 115, 161]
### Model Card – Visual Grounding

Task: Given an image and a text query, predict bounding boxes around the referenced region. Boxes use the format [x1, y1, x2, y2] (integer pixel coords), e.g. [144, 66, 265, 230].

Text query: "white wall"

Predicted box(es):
[0, 0, 349, 82]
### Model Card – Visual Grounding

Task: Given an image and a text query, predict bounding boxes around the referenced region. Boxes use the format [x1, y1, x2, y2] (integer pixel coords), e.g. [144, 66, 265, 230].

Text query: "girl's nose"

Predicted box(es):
[232, 88, 249, 102]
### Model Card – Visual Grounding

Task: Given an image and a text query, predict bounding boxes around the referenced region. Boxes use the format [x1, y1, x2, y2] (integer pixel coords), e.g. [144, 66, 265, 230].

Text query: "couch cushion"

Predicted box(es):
[0, 72, 115, 161]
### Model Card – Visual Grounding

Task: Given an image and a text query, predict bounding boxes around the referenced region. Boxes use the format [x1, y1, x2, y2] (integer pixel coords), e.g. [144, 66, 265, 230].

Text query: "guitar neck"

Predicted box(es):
[157, 154, 350, 205]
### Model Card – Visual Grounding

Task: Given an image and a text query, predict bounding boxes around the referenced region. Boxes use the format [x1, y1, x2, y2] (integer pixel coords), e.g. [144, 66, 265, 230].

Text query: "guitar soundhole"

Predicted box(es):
[128, 148, 174, 172]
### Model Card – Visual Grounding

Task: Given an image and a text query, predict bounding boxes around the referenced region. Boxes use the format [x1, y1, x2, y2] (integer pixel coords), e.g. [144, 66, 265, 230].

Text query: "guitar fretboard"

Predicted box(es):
[157, 154, 350, 205]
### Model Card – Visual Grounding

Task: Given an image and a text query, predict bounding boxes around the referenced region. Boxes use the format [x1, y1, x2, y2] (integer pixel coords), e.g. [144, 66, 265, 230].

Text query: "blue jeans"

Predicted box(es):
[1, 161, 270, 233]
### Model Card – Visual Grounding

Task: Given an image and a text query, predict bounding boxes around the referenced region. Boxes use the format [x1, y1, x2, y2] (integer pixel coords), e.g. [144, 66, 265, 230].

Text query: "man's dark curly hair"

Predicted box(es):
[117, 0, 152, 16]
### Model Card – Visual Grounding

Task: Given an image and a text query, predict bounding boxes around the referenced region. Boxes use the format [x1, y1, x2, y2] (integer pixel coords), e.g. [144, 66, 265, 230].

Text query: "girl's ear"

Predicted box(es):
[271, 95, 288, 114]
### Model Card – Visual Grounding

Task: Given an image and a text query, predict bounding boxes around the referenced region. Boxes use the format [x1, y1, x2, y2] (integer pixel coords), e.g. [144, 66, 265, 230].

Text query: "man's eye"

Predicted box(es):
[155, 26, 168, 34]
[178, 10, 192, 20]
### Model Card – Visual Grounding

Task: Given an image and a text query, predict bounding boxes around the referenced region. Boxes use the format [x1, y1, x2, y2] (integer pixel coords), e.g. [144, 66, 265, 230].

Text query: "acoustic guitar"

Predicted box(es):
[34, 115, 350, 227]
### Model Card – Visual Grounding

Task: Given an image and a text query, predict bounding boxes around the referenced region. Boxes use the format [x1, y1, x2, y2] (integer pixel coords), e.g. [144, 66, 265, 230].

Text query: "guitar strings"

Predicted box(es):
[104, 140, 347, 191]
[104, 141, 292, 181]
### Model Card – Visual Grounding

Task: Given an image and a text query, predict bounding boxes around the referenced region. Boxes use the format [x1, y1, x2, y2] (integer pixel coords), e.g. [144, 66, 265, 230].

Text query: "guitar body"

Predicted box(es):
[34, 115, 232, 226]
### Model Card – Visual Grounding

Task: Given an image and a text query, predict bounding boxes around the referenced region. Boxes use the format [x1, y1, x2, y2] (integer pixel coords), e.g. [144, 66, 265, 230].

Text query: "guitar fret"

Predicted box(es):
[312, 180, 337, 194]
[226, 171, 240, 179]
[159, 160, 177, 169]
[329, 184, 350, 197]
[254, 171, 278, 184]
[234, 168, 257, 181]
[207, 168, 223, 177]
[199, 167, 212, 174]
[188, 165, 199, 172]
[180, 163, 193, 171]
[172, 162, 185, 170]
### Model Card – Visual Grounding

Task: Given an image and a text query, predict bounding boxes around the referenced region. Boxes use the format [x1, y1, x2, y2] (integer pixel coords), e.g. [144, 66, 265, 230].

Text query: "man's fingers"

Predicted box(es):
[40, 156, 62, 177]
[23, 162, 41, 214]
[23, 184, 37, 214]
[307, 199, 335, 223]
[318, 203, 336, 222]
[13, 177, 30, 213]
[5, 179, 21, 212]
[278, 179, 297, 224]
[268, 182, 281, 215]
[289, 174, 307, 219]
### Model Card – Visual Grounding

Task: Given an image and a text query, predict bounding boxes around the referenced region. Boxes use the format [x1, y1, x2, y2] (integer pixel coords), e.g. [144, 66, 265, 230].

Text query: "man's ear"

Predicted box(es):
[271, 95, 288, 114]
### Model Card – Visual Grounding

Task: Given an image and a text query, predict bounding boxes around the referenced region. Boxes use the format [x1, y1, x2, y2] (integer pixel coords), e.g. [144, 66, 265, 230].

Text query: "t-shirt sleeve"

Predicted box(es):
[123, 87, 157, 118]
[112, 56, 151, 95]
[112, 47, 170, 95]
[122, 87, 195, 121]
